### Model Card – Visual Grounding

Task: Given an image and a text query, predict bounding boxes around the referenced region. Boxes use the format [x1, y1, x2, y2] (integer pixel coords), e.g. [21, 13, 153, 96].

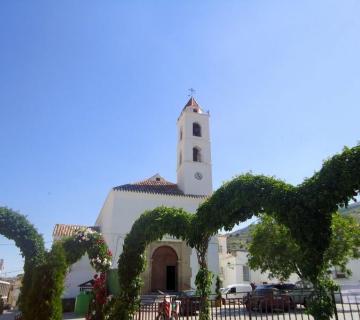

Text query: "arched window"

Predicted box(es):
[180, 128, 183, 140]
[193, 122, 201, 137]
[179, 152, 182, 165]
[193, 147, 201, 162]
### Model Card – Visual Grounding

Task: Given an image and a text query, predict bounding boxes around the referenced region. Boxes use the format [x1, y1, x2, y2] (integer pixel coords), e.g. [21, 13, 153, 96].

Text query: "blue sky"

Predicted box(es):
[1, 0, 360, 275]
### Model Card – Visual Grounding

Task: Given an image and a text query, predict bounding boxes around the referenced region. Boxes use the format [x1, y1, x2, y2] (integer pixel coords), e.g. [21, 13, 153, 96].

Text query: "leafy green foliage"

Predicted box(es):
[115, 144, 360, 320]
[215, 275, 222, 301]
[0, 207, 46, 320]
[247, 215, 305, 280]
[247, 213, 360, 280]
[194, 145, 360, 320]
[61, 228, 112, 273]
[29, 228, 112, 320]
[324, 213, 360, 274]
[196, 146, 360, 280]
[110, 207, 194, 320]
[2, 145, 356, 320]
[86, 273, 108, 320]
[28, 243, 67, 320]
[306, 278, 339, 320]
[195, 268, 213, 320]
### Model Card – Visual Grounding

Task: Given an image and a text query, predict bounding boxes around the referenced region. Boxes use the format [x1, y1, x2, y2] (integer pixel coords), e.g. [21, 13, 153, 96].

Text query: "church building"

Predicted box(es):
[53, 97, 219, 297]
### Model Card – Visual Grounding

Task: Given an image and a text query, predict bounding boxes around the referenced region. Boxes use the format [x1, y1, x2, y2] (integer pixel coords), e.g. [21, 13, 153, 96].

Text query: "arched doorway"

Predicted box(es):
[151, 246, 178, 292]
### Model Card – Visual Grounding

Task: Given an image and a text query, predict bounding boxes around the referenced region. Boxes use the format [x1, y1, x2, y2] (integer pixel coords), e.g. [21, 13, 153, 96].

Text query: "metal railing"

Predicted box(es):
[133, 291, 360, 320]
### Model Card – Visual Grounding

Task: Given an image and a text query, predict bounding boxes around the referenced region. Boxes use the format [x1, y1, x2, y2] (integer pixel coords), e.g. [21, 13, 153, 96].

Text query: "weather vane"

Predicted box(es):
[188, 88, 196, 97]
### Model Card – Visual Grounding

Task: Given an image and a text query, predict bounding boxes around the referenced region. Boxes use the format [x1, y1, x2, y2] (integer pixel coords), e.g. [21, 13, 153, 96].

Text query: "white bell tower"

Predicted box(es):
[177, 97, 212, 196]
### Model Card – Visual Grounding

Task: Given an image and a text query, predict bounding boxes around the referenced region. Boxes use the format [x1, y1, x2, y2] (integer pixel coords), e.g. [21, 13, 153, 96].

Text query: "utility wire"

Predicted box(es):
[0, 241, 52, 246]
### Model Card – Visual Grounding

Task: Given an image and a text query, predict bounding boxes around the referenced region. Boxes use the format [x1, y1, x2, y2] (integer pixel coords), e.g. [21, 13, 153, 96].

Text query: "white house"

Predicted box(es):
[53, 97, 219, 298]
[218, 235, 300, 287]
[218, 231, 360, 289]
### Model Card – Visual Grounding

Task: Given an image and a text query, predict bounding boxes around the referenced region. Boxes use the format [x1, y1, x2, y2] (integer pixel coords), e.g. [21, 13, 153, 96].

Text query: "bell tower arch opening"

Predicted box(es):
[151, 245, 178, 292]
[176, 96, 212, 196]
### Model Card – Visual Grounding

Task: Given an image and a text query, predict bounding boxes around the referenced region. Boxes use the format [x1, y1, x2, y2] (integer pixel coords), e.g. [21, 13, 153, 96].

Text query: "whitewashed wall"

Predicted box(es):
[96, 189, 219, 289]
[219, 236, 360, 287]
[63, 255, 94, 299]
[333, 259, 360, 286]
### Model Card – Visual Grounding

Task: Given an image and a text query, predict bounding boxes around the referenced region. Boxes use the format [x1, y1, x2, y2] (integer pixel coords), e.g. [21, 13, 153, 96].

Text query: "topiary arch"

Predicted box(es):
[61, 227, 113, 272]
[195, 145, 360, 279]
[116, 144, 360, 320]
[0, 207, 46, 320]
[28, 228, 113, 320]
[110, 207, 194, 320]
[193, 145, 360, 320]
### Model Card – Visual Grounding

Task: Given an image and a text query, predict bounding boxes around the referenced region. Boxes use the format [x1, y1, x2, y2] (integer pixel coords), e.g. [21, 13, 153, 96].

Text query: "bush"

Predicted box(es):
[27, 242, 67, 320]
[0, 207, 46, 319]
[215, 276, 222, 301]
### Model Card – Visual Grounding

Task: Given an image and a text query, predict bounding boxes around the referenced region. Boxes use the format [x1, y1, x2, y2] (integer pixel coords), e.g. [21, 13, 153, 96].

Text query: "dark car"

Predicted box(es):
[287, 281, 314, 306]
[272, 283, 296, 291]
[244, 285, 294, 312]
[176, 290, 200, 316]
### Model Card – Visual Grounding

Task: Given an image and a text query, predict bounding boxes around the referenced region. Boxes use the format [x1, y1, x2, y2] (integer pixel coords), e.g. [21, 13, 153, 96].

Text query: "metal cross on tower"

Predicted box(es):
[188, 88, 196, 97]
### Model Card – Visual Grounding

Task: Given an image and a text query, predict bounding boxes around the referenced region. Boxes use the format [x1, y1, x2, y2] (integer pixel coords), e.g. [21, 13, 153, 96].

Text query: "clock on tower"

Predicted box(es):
[176, 97, 212, 196]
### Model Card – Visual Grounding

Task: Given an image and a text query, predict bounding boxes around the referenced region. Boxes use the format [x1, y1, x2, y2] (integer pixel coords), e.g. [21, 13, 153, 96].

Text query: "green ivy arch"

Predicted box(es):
[29, 228, 113, 320]
[196, 145, 360, 277]
[61, 227, 113, 272]
[115, 145, 360, 320]
[0, 207, 46, 320]
[110, 207, 194, 320]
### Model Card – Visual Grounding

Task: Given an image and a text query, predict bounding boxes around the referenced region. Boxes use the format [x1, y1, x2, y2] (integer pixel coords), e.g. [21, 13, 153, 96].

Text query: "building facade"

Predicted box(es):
[219, 230, 360, 289]
[54, 97, 219, 297]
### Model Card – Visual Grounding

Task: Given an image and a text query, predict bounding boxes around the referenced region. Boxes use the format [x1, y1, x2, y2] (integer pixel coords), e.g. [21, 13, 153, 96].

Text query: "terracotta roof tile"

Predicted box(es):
[113, 174, 206, 198]
[53, 224, 100, 238]
[185, 97, 199, 107]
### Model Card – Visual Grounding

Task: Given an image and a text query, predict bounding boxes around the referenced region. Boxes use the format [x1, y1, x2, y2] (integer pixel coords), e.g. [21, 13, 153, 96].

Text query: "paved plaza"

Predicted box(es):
[2, 308, 359, 320]
[0, 311, 85, 320]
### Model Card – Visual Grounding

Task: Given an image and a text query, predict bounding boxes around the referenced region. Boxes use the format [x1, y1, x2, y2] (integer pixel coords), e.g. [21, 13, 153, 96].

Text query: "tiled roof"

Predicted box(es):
[113, 174, 206, 198]
[53, 224, 100, 238]
[185, 97, 199, 107]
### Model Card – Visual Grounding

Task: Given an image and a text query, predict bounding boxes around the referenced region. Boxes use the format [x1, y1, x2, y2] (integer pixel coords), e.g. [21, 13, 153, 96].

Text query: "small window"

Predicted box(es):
[193, 147, 201, 162]
[156, 177, 161, 181]
[180, 128, 183, 140]
[179, 152, 182, 165]
[243, 266, 250, 282]
[193, 122, 201, 137]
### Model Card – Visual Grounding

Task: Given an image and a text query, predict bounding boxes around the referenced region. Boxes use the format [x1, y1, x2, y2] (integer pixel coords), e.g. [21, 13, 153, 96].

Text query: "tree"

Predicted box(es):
[215, 275, 222, 301]
[247, 212, 360, 281]
[117, 144, 360, 320]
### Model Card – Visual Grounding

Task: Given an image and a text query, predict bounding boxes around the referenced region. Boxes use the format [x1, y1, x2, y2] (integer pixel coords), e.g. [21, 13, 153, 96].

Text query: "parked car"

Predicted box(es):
[244, 285, 295, 312]
[290, 281, 342, 306]
[287, 281, 313, 306]
[176, 290, 200, 316]
[221, 283, 253, 304]
[272, 283, 296, 292]
[271, 283, 297, 307]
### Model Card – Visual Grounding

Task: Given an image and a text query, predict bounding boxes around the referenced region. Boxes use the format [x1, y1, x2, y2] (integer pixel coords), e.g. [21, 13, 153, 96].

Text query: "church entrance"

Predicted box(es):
[151, 246, 178, 292]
